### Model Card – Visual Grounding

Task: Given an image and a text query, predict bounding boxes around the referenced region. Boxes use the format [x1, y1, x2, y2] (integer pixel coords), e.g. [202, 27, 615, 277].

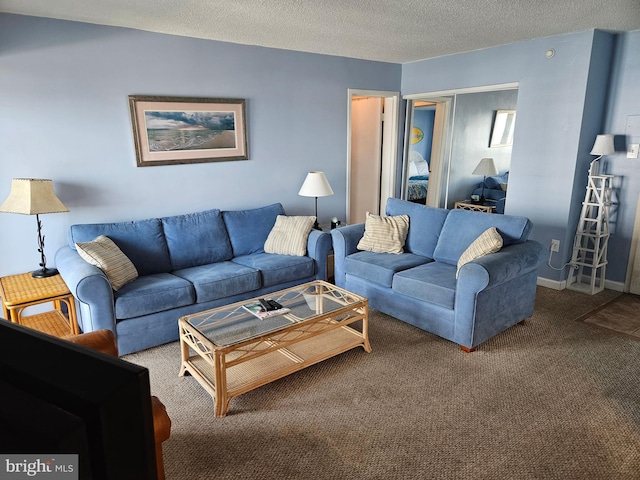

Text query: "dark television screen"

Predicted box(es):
[0, 321, 157, 479]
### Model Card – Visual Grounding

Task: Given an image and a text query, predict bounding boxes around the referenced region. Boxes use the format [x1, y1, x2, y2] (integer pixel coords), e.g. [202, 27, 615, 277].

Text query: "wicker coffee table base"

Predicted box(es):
[179, 294, 370, 417]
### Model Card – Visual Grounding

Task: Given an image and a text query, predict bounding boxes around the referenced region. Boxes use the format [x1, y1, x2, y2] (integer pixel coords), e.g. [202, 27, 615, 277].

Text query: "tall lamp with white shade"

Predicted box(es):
[298, 171, 334, 230]
[0, 178, 69, 278]
[589, 134, 615, 175]
[472, 157, 498, 203]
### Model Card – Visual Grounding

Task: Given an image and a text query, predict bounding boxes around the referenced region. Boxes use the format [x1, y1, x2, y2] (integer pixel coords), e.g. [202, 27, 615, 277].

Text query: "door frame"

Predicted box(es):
[347, 89, 400, 223]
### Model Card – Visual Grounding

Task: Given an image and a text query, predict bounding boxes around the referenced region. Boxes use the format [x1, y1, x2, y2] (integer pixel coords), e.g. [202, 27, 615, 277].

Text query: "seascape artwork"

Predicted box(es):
[129, 95, 247, 166]
[145, 110, 237, 152]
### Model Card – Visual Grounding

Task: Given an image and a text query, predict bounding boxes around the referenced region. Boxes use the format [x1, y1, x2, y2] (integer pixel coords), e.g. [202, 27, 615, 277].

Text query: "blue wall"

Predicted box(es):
[0, 14, 401, 276]
[602, 30, 640, 285]
[403, 29, 619, 285]
[411, 107, 435, 165]
[1, 13, 639, 289]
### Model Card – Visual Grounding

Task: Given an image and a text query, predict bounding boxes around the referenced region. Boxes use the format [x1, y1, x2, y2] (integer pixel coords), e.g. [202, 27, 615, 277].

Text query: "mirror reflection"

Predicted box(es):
[403, 88, 518, 214]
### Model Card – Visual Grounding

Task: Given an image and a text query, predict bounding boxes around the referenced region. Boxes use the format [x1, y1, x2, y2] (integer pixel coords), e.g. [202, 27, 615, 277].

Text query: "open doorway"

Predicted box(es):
[402, 97, 453, 208]
[347, 89, 400, 224]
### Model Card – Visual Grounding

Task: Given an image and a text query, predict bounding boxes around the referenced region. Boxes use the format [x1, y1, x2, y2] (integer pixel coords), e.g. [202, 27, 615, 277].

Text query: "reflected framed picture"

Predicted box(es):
[128, 95, 248, 166]
[489, 109, 516, 148]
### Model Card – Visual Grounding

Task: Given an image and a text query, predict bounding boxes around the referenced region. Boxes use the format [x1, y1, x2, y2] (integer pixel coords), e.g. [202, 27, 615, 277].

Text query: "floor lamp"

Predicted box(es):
[0, 178, 69, 278]
[298, 172, 334, 230]
[589, 134, 615, 175]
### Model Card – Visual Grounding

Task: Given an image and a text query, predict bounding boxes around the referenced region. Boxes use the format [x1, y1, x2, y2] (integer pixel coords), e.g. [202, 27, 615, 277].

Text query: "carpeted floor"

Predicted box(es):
[124, 286, 640, 479]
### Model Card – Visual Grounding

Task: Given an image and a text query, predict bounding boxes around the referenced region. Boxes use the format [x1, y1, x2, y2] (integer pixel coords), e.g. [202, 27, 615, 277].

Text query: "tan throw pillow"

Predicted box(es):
[75, 235, 138, 291]
[357, 212, 410, 254]
[264, 215, 316, 256]
[456, 227, 503, 277]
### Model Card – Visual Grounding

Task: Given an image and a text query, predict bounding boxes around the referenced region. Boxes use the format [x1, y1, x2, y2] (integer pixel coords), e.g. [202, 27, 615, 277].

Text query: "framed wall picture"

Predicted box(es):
[128, 95, 248, 166]
[489, 109, 516, 148]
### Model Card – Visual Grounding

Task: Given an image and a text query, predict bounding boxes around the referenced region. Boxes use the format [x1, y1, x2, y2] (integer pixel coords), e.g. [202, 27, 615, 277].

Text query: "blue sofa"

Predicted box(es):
[331, 198, 546, 351]
[55, 203, 332, 354]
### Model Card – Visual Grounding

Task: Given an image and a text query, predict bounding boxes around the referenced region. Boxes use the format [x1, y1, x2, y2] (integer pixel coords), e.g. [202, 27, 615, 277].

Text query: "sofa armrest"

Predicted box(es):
[55, 246, 117, 334]
[454, 240, 546, 347]
[306, 229, 332, 280]
[330, 224, 365, 288]
[457, 240, 546, 290]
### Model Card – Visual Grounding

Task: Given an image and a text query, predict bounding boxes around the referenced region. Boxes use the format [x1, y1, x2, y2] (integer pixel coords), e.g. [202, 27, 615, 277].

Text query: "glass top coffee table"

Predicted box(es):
[178, 280, 370, 417]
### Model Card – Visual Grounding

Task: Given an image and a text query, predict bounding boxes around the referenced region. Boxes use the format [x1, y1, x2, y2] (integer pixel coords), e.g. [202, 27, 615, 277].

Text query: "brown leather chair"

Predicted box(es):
[66, 329, 171, 480]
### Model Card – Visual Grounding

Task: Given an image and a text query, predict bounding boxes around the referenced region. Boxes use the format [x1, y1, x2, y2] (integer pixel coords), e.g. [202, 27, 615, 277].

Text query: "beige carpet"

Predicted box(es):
[124, 286, 640, 479]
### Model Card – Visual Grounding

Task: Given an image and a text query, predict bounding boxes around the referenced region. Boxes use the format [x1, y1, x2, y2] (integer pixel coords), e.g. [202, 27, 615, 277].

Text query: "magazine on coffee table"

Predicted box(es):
[242, 300, 290, 320]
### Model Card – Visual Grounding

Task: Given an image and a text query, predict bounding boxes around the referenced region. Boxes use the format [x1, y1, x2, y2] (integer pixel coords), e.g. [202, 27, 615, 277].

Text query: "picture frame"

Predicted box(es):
[128, 95, 248, 166]
[489, 109, 516, 148]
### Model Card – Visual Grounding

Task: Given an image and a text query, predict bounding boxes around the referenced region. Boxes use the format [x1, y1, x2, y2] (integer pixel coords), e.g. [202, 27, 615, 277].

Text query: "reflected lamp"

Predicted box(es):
[472, 158, 498, 203]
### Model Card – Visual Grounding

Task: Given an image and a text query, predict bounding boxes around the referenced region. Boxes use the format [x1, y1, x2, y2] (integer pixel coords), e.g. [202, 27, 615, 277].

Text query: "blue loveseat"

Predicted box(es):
[55, 203, 331, 354]
[331, 198, 546, 351]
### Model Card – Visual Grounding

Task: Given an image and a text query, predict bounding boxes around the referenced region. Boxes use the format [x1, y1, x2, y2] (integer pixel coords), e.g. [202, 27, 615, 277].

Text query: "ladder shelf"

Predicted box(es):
[567, 174, 613, 295]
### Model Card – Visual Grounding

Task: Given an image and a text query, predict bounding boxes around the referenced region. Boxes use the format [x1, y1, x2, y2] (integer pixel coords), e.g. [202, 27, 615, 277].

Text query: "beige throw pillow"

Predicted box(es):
[357, 212, 410, 254]
[264, 215, 316, 256]
[75, 235, 138, 290]
[456, 227, 503, 277]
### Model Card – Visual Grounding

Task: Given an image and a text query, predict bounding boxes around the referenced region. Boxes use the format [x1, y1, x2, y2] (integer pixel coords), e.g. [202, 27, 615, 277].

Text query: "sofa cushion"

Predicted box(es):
[457, 227, 503, 277]
[75, 235, 138, 291]
[114, 273, 195, 320]
[264, 215, 316, 256]
[344, 251, 432, 287]
[357, 212, 409, 254]
[433, 209, 531, 265]
[69, 218, 171, 276]
[484, 172, 509, 189]
[385, 198, 449, 258]
[223, 203, 286, 257]
[232, 253, 314, 287]
[161, 209, 233, 270]
[172, 261, 261, 303]
[392, 262, 457, 310]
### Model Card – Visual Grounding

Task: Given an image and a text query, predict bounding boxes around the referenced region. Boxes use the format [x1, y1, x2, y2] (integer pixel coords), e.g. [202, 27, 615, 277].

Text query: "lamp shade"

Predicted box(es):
[0, 178, 69, 215]
[298, 172, 334, 198]
[472, 158, 498, 176]
[590, 134, 615, 156]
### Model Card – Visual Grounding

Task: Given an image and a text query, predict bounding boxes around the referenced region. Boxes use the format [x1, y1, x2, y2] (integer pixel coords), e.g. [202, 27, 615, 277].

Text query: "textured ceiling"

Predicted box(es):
[2, 0, 640, 63]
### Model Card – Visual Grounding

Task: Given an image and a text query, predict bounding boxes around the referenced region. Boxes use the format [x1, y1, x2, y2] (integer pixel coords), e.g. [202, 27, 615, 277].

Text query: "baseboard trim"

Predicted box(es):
[537, 277, 566, 290]
[537, 276, 625, 292]
[604, 280, 625, 292]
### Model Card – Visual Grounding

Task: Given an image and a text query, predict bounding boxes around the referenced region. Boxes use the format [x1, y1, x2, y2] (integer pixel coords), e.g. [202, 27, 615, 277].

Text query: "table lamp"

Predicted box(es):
[298, 171, 334, 230]
[472, 158, 498, 203]
[0, 178, 69, 278]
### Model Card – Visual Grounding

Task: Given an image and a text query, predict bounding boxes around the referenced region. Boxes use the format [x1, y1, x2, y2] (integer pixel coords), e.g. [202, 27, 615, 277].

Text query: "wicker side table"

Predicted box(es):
[454, 201, 496, 213]
[0, 272, 78, 337]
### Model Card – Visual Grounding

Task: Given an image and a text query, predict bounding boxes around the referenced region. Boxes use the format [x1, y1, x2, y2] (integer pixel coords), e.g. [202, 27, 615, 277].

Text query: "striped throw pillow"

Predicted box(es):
[264, 215, 316, 256]
[357, 212, 410, 254]
[75, 235, 138, 290]
[456, 227, 503, 277]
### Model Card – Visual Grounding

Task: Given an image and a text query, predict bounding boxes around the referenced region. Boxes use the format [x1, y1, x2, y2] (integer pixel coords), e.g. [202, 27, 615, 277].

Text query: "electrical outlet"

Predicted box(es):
[550, 239, 560, 252]
[628, 143, 639, 159]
